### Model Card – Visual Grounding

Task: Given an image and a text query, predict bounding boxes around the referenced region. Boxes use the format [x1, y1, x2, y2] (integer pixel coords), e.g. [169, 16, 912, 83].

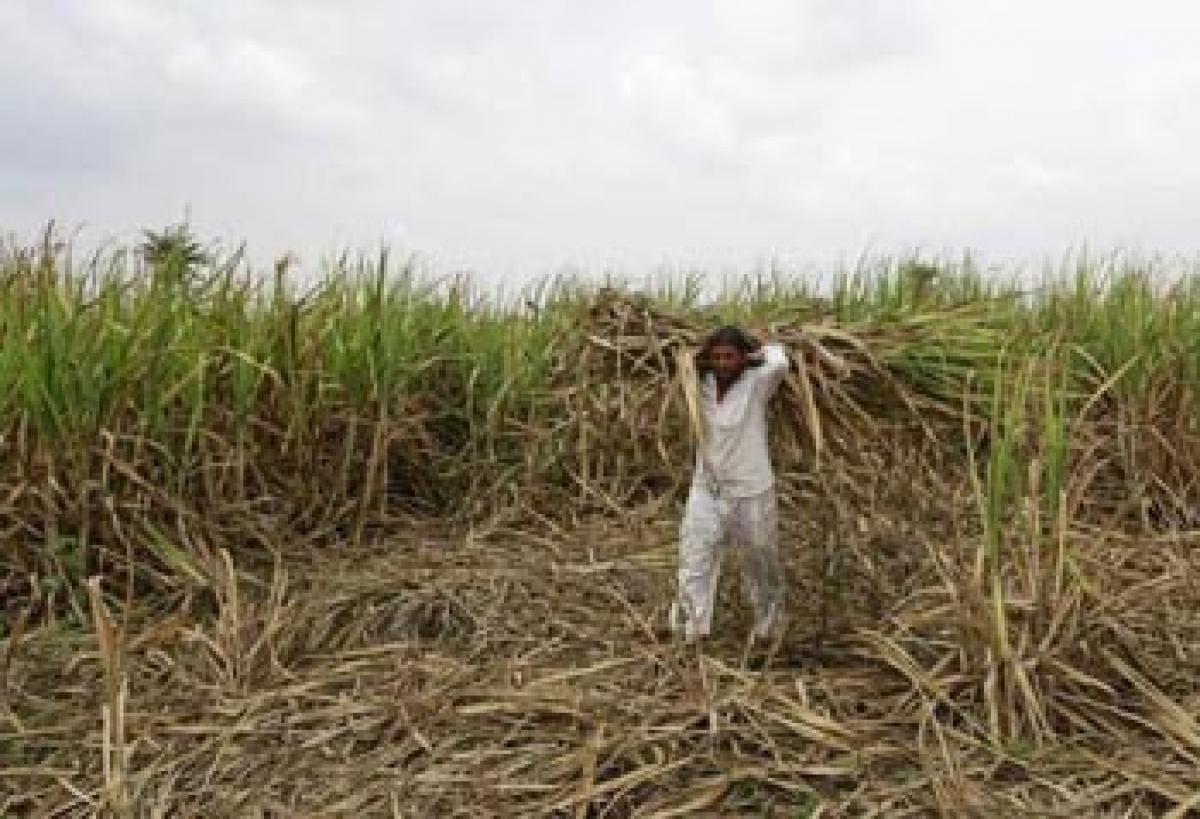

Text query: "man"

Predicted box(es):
[671, 326, 790, 644]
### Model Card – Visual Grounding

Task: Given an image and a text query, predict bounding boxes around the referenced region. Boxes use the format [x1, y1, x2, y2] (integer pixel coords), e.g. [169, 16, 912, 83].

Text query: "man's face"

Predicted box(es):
[709, 343, 747, 385]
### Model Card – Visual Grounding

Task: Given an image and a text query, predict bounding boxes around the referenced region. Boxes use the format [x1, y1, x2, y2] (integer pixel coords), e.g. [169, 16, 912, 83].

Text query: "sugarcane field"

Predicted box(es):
[1, 229, 1199, 817]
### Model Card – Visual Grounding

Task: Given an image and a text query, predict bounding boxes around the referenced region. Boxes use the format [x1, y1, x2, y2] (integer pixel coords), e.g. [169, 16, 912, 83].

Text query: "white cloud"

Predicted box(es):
[1, 0, 1199, 284]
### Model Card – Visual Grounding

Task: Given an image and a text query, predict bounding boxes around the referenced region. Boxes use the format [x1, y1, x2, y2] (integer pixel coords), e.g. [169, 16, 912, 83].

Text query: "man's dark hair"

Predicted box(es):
[696, 325, 763, 374]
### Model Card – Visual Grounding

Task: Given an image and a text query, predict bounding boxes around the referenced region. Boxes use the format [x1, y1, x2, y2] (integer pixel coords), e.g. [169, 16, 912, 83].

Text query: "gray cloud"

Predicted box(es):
[1, 1, 1198, 284]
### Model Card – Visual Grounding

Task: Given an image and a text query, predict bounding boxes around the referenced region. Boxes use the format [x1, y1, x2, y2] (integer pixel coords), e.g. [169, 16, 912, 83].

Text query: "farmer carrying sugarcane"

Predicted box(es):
[670, 326, 789, 644]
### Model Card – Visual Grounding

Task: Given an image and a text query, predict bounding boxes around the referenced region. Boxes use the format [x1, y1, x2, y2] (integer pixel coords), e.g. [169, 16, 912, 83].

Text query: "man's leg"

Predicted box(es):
[673, 483, 726, 640]
[731, 490, 785, 641]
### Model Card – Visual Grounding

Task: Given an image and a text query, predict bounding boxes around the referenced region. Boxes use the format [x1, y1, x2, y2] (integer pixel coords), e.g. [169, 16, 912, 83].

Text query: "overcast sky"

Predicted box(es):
[2, 1, 1199, 285]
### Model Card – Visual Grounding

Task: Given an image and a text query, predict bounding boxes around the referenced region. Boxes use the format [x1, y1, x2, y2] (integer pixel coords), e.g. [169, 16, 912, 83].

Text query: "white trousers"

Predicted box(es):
[672, 483, 784, 640]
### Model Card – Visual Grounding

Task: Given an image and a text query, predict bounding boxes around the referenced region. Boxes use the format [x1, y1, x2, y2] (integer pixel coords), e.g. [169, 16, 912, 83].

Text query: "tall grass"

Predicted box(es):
[3, 237, 1194, 454]
[2, 228, 1199, 606]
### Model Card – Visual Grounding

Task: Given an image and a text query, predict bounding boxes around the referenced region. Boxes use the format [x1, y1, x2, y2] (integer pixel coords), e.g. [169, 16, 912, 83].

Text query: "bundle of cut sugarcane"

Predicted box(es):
[571, 290, 1001, 471]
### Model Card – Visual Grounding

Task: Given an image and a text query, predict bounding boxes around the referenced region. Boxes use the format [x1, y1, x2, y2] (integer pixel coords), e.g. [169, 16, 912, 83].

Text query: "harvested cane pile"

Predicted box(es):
[7, 291, 1200, 816]
[549, 290, 996, 514]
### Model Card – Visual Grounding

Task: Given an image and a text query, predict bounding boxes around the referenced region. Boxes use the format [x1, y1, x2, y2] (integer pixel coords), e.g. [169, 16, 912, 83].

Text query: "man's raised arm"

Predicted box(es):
[750, 329, 790, 396]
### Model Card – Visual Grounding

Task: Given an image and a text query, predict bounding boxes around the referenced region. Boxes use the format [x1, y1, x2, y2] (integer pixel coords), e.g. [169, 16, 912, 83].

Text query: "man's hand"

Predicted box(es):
[749, 327, 771, 357]
[745, 327, 768, 363]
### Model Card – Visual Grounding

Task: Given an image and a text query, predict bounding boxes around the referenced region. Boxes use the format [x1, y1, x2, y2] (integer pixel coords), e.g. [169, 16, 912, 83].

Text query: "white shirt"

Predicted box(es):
[693, 343, 789, 498]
